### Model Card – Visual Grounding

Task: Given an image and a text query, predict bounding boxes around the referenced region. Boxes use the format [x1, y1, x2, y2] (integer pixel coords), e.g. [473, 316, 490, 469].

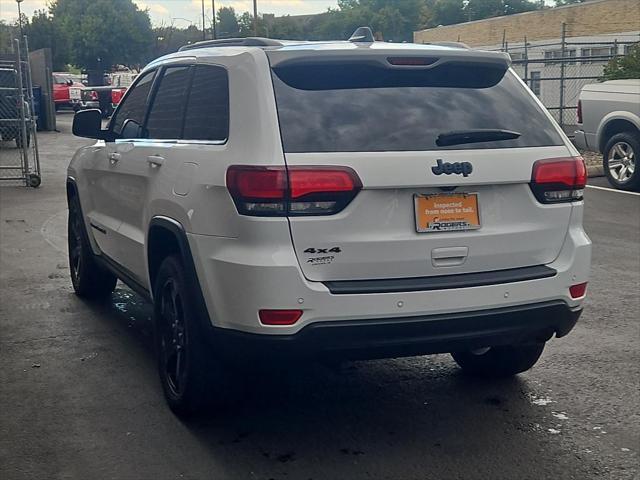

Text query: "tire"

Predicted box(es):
[451, 343, 545, 378]
[28, 174, 41, 188]
[68, 197, 117, 299]
[153, 255, 234, 417]
[603, 132, 640, 191]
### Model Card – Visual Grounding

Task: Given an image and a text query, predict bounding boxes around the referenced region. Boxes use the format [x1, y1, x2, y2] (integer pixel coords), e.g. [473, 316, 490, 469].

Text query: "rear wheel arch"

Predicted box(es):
[599, 118, 639, 152]
[147, 216, 215, 351]
[147, 218, 186, 293]
[66, 178, 79, 203]
[146, 217, 205, 306]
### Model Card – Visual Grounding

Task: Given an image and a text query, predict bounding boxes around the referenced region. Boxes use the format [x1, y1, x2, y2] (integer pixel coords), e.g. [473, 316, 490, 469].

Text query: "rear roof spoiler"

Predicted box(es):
[267, 48, 511, 69]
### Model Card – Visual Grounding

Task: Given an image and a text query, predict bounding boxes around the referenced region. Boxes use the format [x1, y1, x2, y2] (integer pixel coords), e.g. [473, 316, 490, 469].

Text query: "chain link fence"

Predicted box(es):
[496, 34, 639, 135]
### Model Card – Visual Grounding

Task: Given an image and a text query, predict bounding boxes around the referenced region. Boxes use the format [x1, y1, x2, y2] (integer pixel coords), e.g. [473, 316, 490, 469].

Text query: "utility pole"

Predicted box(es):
[201, 0, 206, 40]
[211, 0, 217, 39]
[16, 0, 24, 41]
[559, 22, 567, 129]
[253, 0, 258, 36]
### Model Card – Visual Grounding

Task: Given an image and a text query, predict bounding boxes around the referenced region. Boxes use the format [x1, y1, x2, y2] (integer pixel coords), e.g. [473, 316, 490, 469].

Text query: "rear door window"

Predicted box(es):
[146, 65, 191, 140]
[183, 65, 229, 142]
[270, 61, 563, 152]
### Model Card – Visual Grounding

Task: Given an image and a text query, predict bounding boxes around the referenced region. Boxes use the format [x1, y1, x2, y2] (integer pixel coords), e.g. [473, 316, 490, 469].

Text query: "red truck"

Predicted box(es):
[52, 72, 83, 110]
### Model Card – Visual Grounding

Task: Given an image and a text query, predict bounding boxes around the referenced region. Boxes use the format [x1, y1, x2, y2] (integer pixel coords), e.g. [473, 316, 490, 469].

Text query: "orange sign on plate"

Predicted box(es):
[414, 193, 480, 233]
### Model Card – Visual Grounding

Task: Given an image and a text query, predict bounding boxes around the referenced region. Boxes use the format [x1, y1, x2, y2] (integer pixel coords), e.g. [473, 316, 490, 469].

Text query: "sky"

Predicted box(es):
[0, 0, 340, 25]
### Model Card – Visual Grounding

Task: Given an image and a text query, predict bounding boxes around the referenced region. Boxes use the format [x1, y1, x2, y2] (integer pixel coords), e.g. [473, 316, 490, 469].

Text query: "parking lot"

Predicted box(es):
[0, 113, 638, 480]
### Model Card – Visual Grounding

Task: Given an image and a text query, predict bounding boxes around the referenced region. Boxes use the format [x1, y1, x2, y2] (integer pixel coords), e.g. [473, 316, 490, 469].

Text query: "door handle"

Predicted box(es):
[431, 246, 469, 267]
[147, 155, 165, 167]
[108, 152, 121, 165]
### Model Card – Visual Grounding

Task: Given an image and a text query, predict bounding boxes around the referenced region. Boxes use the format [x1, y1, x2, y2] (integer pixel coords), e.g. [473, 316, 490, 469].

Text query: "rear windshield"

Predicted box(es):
[270, 61, 563, 153]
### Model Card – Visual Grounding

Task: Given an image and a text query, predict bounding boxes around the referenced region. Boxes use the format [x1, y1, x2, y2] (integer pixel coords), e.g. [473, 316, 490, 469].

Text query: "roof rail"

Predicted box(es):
[178, 37, 284, 51]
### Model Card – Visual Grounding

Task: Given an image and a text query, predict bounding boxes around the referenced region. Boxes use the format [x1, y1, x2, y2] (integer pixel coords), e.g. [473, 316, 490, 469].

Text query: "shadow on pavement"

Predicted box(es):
[78, 284, 584, 480]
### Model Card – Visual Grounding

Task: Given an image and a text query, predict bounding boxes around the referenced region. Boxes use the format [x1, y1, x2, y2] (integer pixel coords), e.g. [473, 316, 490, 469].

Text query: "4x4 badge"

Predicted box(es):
[431, 159, 473, 177]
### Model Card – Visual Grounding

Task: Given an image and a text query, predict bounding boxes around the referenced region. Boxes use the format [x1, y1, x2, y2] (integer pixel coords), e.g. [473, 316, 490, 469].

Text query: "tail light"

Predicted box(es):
[259, 309, 303, 325]
[226, 165, 362, 216]
[577, 100, 583, 124]
[111, 89, 125, 104]
[530, 157, 586, 203]
[569, 282, 588, 299]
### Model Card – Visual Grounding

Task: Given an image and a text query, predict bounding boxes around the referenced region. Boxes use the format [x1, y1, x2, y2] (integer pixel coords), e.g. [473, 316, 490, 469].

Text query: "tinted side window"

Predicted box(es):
[146, 66, 191, 139]
[183, 65, 229, 142]
[111, 70, 156, 136]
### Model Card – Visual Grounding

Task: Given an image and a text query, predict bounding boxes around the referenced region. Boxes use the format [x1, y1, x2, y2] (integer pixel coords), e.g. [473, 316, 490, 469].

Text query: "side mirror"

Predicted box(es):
[66, 79, 74, 86]
[72, 109, 111, 140]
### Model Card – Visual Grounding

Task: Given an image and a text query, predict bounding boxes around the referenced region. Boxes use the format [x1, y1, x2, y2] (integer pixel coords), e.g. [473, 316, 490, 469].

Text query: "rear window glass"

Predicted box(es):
[270, 61, 563, 152]
[183, 65, 229, 142]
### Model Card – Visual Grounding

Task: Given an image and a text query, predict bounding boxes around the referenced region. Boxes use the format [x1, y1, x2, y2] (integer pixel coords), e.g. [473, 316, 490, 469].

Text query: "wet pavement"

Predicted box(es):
[1, 113, 638, 479]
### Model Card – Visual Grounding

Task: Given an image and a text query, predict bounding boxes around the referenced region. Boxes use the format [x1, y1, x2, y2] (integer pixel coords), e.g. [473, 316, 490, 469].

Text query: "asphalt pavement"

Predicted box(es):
[1, 114, 638, 480]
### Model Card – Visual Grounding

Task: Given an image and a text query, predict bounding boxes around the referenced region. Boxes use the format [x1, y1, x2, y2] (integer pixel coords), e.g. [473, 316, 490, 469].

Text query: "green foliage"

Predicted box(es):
[466, 0, 503, 21]
[23, 10, 68, 70]
[9, 0, 554, 72]
[50, 0, 153, 71]
[602, 43, 640, 81]
[430, 0, 467, 26]
[217, 7, 240, 37]
[267, 16, 304, 40]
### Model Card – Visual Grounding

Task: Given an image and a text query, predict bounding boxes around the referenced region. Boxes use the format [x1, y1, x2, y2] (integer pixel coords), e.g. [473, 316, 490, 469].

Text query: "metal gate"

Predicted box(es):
[0, 37, 41, 188]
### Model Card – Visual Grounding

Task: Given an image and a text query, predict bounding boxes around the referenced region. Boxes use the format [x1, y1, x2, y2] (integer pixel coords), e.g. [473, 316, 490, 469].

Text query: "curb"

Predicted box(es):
[587, 165, 604, 178]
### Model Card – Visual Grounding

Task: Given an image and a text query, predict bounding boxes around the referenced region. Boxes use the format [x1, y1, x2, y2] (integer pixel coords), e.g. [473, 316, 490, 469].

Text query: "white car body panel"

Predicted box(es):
[67, 40, 591, 340]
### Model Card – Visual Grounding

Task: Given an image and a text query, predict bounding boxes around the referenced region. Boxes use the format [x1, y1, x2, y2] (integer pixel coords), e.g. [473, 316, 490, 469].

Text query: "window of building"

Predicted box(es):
[182, 65, 229, 142]
[544, 49, 576, 65]
[530, 71, 541, 96]
[580, 46, 615, 64]
[509, 52, 525, 61]
[146, 66, 191, 139]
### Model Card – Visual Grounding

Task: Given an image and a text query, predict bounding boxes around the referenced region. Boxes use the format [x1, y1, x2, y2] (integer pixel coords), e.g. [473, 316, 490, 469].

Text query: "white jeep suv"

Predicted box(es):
[67, 31, 591, 416]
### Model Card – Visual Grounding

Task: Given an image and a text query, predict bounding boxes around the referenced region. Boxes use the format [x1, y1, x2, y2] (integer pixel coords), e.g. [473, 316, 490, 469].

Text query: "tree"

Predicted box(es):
[267, 16, 304, 40]
[465, 0, 503, 21]
[217, 7, 240, 38]
[430, 0, 466, 26]
[24, 10, 68, 70]
[153, 23, 203, 58]
[602, 43, 640, 81]
[50, 0, 152, 78]
[503, 0, 544, 16]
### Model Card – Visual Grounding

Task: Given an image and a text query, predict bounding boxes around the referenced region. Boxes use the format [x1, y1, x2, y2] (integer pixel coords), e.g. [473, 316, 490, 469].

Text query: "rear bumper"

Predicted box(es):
[573, 130, 599, 153]
[573, 129, 588, 150]
[211, 301, 581, 361]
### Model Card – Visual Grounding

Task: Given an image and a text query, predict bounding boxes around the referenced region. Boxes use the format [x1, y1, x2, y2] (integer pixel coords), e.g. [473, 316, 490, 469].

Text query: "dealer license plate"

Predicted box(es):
[414, 193, 481, 233]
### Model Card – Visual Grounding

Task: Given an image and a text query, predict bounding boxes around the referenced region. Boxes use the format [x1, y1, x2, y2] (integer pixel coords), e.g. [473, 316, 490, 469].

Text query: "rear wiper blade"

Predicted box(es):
[436, 129, 521, 147]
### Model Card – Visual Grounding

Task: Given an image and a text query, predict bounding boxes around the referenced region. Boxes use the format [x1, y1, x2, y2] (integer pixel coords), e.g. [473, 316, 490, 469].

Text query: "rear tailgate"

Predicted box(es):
[283, 147, 573, 282]
[268, 50, 579, 283]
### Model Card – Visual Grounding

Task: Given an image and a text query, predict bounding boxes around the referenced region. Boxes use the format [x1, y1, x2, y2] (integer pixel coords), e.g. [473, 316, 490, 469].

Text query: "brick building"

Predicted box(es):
[413, 0, 640, 47]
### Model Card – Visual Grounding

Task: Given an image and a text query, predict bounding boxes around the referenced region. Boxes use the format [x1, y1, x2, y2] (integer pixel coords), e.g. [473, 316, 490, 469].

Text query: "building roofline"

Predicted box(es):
[414, 0, 613, 34]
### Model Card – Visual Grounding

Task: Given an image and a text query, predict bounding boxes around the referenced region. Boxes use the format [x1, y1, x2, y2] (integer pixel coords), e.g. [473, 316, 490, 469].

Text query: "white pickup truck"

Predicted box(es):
[574, 79, 640, 191]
